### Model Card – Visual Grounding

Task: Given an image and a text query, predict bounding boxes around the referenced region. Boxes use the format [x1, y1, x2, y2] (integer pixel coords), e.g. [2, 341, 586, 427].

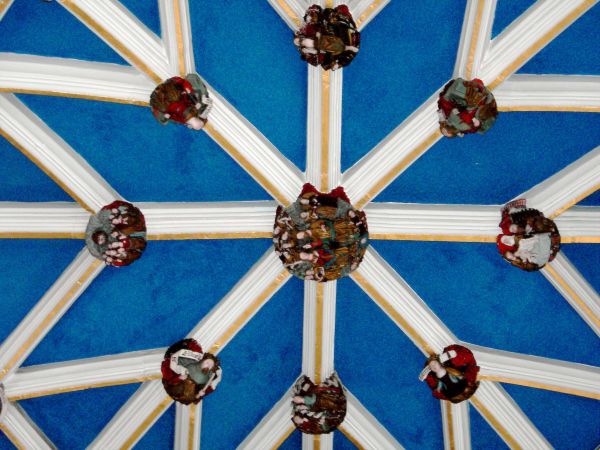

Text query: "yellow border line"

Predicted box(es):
[470, 396, 521, 449]
[0, 0, 13, 19]
[203, 123, 291, 206]
[321, 70, 331, 192]
[550, 182, 600, 218]
[120, 395, 173, 450]
[337, 425, 366, 450]
[370, 233, 495, 242]
[275, 0, 301, 28]
[188, 403, 197, 450]
[445, 401, 456, 450]
[355, 130, 442, 209]
[544, 263, 600, 329]
[314, 434, 321, 450]
[0, 88, 148, 106]
[209, 270, 290, 353]
[499, 105, 600, 113]
[560, 236, 600, 244]
[0, 259, 101, 380]
[488, 0, 596, 90]
[0, 128, 95, 213]
[314, 282, 324, 384]
[271, 425, 295, 450]
[351, 272, 433, 354]
[61, 0, 163, 84]
[148, 232, 271, 240]
[173, 0, 186, 77]
[478, 375, 600, 400]
[0, 232, 85, 239]
[7, 375, 161, 401]
[465, 0, 485, 80]
[0, 423, 25, 450]
[355, 0, 385, 28]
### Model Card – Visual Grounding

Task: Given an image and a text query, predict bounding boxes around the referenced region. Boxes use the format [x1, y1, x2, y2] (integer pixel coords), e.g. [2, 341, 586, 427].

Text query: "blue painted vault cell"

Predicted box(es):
[0, 1, 599, 449]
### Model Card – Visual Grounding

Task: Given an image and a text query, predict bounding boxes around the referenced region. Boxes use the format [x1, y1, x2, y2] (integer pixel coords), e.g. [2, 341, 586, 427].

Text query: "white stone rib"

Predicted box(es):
[0, 402, 56, 450]
[0, 53, 154, 104]
[267, 0, 306, 29]
[365, 203, 500, 239]
[158, 0, 195, 76]
[453, 0, 497, 79]
[302, 281, 337, 381]
[0, 93, 122, 213]
[88, 380, 168, 450]
[479, 0, 598, 87]
[469, 343, 600, 399]
[302, 432, 332, 450]
[349, 0, 391, 31]
[0, 0, 15, 22]
[306, 65, 322, 188]
[541, 252, 600, 338]
[137, 201, 277, 237]
[515, 145, 600, 218]
[207, 86, 305, 205]
[495, 74, 600, 111]
[174, 402, 201, 450]
[342, 92, 441, 207]
[353, 246, 457, 353]
[5, 349, 163, 400]
[470, 382, 551, 449]
[342, 389, 404, 450]
[59, 0, 171, 83]
[305, 67, 343, 190]
[237, 385, 295, 450]
[0, 202, 89, 236]
[555, 206, 600, 240]
[0, 249, 103, 381]
[93, 250, 289, 448]
[441, 402, 471, 450]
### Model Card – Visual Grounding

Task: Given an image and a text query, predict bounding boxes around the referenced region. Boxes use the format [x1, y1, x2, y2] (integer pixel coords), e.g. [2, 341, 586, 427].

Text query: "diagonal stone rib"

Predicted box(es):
[453, 0, 497, 80]
[59, 0, 172, 83]
[0, 53, 154, 105]
[0, 93, 122, 213]
[0, 249, 104, 382]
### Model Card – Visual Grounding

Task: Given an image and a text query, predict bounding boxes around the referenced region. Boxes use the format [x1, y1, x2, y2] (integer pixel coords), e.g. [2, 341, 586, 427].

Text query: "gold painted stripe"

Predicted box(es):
[549, 182, 600, 218]
[314, 434, 321, 450]
[469, 397, 521, 450]
[337, 425, 366, 450]
[0, 423, 26, 450]
[120, 395, 173, 450]
[173, 0, 186, 77]
[561, 236, 600, 244]
[0, 0, 13, 19]
[315, 282, 324, 384]
[7, 375, 161, 401]
[0, 259, 102, 380]
[355, 0, 385, 28]
[0, 88, 148, 106]
[445, 401, 455, 450]
[351, 272, 434, 354]
[0, 128, 95, 213]
[209, 269, 290, 353]
[370, 233, 495, 242]
[488, 0, 596, 90]
[188, 403, 197, 450]
[203, 123, 291, 206]
[148, 232, 271, 240]
[544, 263, 600, 329]
[465, 0, 485, 80]
[61, 0, 163, 84]
[275, 0, 301, 27]
[321, 70, 331, 192]
[271, 425, 295, 450]
[498, 105, 600, 113]
[355, 130, 442, 209]
[0, 232, 85, 239]
[478, 375, 600, 400]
